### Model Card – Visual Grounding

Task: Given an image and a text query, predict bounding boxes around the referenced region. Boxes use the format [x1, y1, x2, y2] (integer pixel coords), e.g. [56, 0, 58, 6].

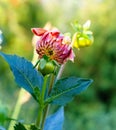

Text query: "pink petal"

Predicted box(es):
[51, 31, 60, 37]
[68, 49, 75, 62]
[31, 28, 47, 36]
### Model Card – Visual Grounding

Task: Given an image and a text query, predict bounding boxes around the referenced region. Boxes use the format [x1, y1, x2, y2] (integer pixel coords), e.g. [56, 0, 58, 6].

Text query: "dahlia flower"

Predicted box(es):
[32, 28, 75, 64]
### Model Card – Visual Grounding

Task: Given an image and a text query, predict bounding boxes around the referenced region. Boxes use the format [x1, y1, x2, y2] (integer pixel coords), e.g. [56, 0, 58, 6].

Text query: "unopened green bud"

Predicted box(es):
[38, 61, 55, 76]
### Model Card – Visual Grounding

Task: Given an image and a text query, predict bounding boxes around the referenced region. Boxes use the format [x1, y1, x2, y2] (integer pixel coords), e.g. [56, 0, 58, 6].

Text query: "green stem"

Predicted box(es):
[36, 64, 65, 129]
[35, 75, 48, 129]
[56, 64, 66, 80]
[41, 75, 49, 102]
[8, 88, 26, 130]
[41, 104, 50, 130]
[48, 74, 56, 94]
[41, 74, 56, 129]
[35, 106, 43, 129]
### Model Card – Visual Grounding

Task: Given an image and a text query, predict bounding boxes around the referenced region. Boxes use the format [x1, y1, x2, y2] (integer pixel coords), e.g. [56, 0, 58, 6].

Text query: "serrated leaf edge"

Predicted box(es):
[45, 79, 92, 103]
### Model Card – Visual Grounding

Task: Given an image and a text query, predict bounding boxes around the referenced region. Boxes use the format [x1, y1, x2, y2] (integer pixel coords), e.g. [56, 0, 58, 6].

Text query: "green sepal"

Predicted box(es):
[39, 58, 47, 69]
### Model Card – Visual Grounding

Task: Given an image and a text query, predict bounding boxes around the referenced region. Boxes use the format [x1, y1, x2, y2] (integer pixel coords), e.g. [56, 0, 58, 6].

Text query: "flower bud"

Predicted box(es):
[71, 20, 94, 49]
[72, 33, 93, 49]
[31, 28, 75, 65]
[38, 61, 55, 76]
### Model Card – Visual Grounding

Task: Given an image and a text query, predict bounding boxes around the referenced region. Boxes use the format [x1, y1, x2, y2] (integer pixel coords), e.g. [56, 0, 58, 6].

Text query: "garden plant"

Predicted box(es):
[0, 20, 93, 130]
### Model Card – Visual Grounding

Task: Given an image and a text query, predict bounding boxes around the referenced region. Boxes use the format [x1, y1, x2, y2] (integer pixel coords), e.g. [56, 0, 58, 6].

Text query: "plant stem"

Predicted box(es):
[8, 89, 26, 130]
[37, 64, 66, 129]
[48, 74, 56, 94]
[35, 106, 43, 129]
[41, 76, 49, 102]
[56, 64, 66, 80]
[41, 74, 55, 129]
[35, 75, 48, 129]
[41, 104, 50, 130]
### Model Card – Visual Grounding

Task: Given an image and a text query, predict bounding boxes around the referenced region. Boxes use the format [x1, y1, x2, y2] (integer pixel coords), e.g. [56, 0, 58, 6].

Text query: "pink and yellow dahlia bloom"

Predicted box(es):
[32, 28, 75, 64]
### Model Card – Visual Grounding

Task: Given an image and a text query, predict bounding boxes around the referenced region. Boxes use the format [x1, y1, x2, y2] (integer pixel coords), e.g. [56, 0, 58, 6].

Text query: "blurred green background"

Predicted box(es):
[0, 0, 116, 130]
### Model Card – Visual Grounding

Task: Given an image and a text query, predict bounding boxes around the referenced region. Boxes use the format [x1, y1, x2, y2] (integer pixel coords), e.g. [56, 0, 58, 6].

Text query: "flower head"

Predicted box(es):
[32, 28, 74, 64]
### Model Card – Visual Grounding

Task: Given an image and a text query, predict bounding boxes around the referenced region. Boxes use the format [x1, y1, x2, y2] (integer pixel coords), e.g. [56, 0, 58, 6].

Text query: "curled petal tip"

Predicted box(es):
[31, 28, 47, 36]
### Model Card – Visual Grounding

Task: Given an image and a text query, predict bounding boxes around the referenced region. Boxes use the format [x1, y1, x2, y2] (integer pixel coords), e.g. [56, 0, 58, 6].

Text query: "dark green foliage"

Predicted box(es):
[0, 126, 6, 130]
[30, 125, 39, 130]
[14, 123, 39, 130]
[44, 107, 64, 130]
[14, 123, 27, 130]
[0, 102, 8, 125]
[0, 109, 7, 125]
[0, 52, 43, 98]
[46, 77, 93, 105]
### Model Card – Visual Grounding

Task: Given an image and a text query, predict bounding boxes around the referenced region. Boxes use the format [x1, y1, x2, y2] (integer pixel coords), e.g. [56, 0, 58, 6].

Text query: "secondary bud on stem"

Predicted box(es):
[71, 20, 94, 49]
[38, 61, 55, 76]
[72, 32, 94, 49]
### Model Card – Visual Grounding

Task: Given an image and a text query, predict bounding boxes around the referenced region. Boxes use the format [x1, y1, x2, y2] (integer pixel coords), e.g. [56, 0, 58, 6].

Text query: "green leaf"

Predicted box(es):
[33, 87, 41, 103]
[0, 52, 43, 96]
[14, 123, 40, 130]
[0, 102, 8, 125]
[14, 123, 27, 130]
[30, 124, 39, 130]
[0, 126, 6, 130]
[46, 77, 93, 105]
[44, 107, 64, 130]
